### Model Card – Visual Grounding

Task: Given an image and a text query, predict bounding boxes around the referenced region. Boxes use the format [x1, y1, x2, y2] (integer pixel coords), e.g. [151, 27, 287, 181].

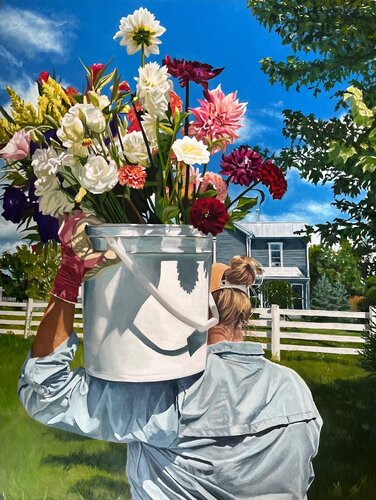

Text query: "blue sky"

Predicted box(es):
[0, 0, 344, 252]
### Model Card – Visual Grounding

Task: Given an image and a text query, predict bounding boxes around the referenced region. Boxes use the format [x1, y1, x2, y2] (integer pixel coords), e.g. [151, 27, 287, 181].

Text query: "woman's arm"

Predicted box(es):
[31, 296, 75, 357]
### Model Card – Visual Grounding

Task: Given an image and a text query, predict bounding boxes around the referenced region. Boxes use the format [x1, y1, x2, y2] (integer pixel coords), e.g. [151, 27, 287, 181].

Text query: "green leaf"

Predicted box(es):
[0, 105, 15, 124]
[161, 205, 180, 222]
[96, 69, 117, 92]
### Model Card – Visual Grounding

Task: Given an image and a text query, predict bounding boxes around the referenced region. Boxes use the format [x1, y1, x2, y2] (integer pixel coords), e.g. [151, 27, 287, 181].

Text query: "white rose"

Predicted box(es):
[172, 136, 210, 165]
[57, 111, 85, 148]
[78, 154, 118, 194]
[121, 130, 149, 166]
[35, 176, 75, 216]
[79, 104, 106, 133]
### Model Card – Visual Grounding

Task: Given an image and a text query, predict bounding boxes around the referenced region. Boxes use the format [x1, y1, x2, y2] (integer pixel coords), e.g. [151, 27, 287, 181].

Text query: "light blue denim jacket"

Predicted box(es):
[18, 333, 322, 499]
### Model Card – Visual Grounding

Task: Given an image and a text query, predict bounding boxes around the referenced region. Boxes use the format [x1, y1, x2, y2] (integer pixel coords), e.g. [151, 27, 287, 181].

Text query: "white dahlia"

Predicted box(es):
[113, 8, 166, 57]
[141, 112, 167, 149]
[135, 62, 171, 118]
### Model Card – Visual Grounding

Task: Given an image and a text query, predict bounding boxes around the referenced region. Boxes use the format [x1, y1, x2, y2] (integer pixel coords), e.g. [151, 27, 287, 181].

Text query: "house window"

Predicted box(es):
[268, 242, 283, 267]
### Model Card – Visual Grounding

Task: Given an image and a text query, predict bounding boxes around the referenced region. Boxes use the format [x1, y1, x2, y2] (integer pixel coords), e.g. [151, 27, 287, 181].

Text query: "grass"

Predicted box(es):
[1, 334, 375, 499]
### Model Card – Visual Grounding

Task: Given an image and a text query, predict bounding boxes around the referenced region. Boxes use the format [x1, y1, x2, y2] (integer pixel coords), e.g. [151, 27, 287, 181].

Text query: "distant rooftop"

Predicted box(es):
[260, 266, 307, 279]
[237, 221, 307, 238]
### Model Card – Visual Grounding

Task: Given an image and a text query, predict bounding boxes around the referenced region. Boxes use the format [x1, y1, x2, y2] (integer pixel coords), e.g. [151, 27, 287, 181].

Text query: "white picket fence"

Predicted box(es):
[0, 299, 374, 359]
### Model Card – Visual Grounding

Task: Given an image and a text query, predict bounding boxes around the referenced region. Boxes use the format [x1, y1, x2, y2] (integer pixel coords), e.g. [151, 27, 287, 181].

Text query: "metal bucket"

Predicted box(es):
[83, 224, 217, 382]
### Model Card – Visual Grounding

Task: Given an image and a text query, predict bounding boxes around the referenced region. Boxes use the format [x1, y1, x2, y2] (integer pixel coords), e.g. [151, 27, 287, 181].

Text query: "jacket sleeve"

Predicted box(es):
[18, 332, 184, 447]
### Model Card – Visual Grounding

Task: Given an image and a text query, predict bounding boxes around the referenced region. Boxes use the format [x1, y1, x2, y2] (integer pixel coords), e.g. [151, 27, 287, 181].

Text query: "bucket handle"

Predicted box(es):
[106, 237, 219, 333]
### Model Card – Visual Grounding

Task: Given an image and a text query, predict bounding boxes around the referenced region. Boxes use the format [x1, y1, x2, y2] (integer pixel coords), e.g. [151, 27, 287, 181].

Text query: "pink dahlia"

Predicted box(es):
[118, 165, 147, 189]
[258, 160, 287, 200]
[188, 85, 247, 154]
[163, 55, 223, 90]
[220, 146, 263, 186]
[199, 172, 228, 202]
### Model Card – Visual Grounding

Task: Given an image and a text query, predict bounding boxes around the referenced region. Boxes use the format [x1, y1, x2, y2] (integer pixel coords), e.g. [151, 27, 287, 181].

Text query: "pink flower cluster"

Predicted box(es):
[188, 85, 246, 154]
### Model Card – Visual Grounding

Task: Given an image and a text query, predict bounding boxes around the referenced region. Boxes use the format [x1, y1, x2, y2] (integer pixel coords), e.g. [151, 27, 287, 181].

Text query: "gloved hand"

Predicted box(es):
[51, 211, 118, 303]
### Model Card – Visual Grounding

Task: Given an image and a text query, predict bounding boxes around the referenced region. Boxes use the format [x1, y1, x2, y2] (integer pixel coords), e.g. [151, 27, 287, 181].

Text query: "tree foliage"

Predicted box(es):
[248, 0, 376, 96]
[311, 274, 349, 311]
[359, 315, 376, 375]
[247, 0, 376, 273]
[308, 240, 364, 296]
[259, 280, 298, 308]
[0, 244, 60, 300]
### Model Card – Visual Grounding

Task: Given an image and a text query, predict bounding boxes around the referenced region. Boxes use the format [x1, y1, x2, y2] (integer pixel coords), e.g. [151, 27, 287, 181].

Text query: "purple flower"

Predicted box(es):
[220, 146, 263, 186]
[1, 186, 27, 223]
[33, 208, 60, 243]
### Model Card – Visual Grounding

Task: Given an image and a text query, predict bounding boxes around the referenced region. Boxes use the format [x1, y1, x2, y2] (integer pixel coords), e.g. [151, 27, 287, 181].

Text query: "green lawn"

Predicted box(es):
[1, 334, 375, 499]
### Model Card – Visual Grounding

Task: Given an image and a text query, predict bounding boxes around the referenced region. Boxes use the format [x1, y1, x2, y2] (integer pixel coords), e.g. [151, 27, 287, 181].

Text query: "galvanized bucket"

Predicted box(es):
[83, 224, 218, 382]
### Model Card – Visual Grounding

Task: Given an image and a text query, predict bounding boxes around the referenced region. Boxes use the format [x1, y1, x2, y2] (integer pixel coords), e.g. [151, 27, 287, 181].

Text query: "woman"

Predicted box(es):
[18, 213, 322, 499]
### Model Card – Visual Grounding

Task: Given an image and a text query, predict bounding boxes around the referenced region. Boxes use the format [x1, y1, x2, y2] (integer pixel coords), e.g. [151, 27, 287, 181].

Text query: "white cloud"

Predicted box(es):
[0, 6, 75, 58]
[0, 45, 22, 67]
[0, 217, 23, 255]
[235, 115, 272, 144]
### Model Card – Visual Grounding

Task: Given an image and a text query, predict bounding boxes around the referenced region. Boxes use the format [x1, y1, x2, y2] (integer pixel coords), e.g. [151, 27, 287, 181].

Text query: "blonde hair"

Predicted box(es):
[212, 256, 263, 333]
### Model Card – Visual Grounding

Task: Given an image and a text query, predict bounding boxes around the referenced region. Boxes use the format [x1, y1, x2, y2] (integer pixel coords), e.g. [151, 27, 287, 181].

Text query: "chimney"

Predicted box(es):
[256, 209, 261, 222]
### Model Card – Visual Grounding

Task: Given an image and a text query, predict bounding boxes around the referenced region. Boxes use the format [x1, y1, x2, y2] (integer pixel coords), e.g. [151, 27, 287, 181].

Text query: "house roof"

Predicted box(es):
[261, 266, 308, 279]
[237, 221, 307, 238]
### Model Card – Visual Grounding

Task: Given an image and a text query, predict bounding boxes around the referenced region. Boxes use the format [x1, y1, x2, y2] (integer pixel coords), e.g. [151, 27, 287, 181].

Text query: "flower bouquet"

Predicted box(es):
[0, 7, 287, 248]
[0, 8, 287, 381]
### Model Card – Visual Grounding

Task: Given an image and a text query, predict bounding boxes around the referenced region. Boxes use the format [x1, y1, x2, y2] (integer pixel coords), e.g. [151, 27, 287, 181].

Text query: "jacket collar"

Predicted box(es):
[208, 341, 264, 356]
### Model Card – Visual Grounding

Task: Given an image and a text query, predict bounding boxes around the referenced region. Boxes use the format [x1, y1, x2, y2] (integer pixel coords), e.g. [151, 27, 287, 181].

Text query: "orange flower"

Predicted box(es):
[169, 91, 182, 113]
[118, 165, 147, 189]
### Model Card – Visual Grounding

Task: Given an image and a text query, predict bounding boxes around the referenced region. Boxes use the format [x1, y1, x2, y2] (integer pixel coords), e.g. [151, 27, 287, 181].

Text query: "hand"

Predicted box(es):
[51, 211, 116, 303]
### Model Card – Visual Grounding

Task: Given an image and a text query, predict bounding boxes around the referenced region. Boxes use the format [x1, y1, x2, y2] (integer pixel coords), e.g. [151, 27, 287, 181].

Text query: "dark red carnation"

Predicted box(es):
[162, 55, 224, 90]
[189, 198, 229, 236]
[127, 101, 142, 133]
[220, 146, 263, 186]
[37, 71, 50, 84]
[258, 160, 287, 200]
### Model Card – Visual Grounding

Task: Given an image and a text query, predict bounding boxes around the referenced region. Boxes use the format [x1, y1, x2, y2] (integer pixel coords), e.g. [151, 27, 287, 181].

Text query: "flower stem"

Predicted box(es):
[141, 44, 145, 68]
[226, 182, 257, 210]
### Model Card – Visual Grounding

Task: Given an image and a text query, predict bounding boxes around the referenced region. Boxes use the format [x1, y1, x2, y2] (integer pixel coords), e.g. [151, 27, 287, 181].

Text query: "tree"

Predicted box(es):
[0, 244, 60, 300]
[259, 280, 298, 308]
[311, 274, 349, 311]
[359, 316, 376, 375]
[358, 276, 376, 312]
[308, 240, 363, 296]
[247, 0, 376, 274]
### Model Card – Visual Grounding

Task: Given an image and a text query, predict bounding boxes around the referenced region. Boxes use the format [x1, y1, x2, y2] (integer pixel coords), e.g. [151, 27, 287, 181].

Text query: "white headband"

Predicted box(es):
[218, 278, 249, 295]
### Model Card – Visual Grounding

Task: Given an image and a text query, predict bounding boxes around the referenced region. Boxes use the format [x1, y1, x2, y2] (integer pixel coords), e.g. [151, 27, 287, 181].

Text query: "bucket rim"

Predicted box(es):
[86, 223, 212, 239]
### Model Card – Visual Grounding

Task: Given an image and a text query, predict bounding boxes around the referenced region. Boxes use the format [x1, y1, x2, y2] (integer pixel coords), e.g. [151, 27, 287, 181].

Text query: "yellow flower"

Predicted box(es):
[75, 187, 87, 203]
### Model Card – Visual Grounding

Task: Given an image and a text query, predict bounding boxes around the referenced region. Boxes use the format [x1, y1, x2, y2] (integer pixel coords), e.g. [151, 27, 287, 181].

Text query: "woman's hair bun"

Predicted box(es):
[225, 255, 263, 287]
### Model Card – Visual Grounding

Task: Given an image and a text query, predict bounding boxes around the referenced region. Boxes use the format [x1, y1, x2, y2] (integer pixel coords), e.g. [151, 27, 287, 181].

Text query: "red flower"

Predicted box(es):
[127, 101, 142, 133]
[118, 165, 147, 189]
[220, 146, 263, 186]
[65, 86, 78, 96]
[37, 71, 50, 84]
[189, 198, 229, 236]
[90, 63, 105, 83]
[163, 55, 224, 90]
[169, 91, 183, 113]
[118, 80, 131, 93]
[258, 160, 287, 200]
